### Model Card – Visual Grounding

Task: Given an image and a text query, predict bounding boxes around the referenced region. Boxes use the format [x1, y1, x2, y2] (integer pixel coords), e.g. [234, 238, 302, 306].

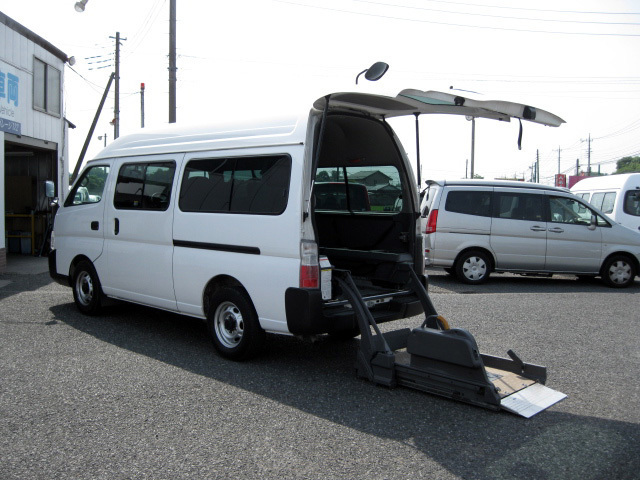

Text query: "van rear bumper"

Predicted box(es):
[285, 282, 426, 335]
[48, 250, 70, 287]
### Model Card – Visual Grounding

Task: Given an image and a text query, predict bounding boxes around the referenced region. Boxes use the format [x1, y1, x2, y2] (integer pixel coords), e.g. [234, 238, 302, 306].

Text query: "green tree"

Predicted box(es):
[615, 156, 640, 174]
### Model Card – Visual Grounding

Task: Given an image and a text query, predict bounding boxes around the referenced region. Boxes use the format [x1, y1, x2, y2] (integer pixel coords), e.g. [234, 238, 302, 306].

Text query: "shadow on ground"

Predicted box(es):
[50, 301, 640, 480]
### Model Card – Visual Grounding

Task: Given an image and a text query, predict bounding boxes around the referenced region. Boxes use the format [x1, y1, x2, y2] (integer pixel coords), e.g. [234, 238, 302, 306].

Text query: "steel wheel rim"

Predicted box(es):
[75, 271, 94, 306]
[462, 256, 487, 281]
[609, 261, 631, 285]
[214, 301, 244, 348]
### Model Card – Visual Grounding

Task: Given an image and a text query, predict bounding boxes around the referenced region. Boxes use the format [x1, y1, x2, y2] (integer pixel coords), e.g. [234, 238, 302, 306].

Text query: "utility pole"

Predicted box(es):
[110, 32, 126, 139]
[169, 0, 177, 123]
[587, 134, 591, 175]
[140, 83, 145, 128]
[581, 134, 592, 176]
[470, 117, 476, 178]
[557, 146, 561, 174]
[576, 159, 580, 176]
[536, 149, 540, 183]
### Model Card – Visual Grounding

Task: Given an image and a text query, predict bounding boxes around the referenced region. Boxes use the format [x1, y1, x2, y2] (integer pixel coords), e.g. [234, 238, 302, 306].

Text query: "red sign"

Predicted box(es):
[555, 174, 567, 188]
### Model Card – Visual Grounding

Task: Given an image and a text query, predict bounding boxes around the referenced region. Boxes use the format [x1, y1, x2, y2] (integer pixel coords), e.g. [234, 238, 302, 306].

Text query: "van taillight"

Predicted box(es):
[426, 209, 438, 234]
[300, 240, 319, 288]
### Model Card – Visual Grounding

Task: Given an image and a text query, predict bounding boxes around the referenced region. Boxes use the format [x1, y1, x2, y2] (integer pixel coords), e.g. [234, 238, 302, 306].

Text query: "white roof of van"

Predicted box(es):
[571, 173, 640, 191]
[93, 113, 308, 159]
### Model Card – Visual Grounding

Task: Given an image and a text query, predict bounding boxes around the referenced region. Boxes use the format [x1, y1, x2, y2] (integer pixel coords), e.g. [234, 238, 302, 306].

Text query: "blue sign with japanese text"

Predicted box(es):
[0, 62, 22, 135]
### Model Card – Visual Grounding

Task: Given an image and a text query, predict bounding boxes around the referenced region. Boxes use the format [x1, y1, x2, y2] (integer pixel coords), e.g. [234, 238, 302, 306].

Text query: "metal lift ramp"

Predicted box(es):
[333, 266, 566, 418]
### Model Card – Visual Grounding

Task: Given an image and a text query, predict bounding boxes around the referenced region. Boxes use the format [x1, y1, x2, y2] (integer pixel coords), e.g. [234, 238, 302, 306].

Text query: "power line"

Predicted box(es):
[273, 0, 640, 36]
[349, 0, 640, 26]
[395, 0, 640, 16]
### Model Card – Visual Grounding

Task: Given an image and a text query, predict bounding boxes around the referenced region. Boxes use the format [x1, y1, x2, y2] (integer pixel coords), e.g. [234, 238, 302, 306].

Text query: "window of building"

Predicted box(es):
[65, 165, 110, 206]
[114, 162, 176, 211]
[179, 155, 291, 215]
[33, 58, 61, 116]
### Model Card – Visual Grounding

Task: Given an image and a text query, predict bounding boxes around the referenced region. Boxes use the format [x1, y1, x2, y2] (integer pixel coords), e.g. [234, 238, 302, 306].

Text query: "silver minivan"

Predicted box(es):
[421, 180, 640, 287]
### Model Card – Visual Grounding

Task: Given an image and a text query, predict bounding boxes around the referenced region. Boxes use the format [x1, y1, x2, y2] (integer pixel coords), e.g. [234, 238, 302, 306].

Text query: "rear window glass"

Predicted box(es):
[623, 190, 640, 217]
[444, 190, 492, 217]
[314, 166, 402, 212]
[179, 155, 291, 215]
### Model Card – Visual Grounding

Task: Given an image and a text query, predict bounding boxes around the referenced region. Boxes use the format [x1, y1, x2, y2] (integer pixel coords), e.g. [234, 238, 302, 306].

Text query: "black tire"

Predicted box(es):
[455, 250, 491, 285]
[72, 260, 103, 315]
[601, 255, 637, 288]
[207, 287, 266, 360]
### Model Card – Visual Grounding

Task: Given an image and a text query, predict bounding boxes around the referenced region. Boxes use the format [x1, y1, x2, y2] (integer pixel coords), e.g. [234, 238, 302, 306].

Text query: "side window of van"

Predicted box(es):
[179, 155, 291, 215]
[589, 191, 616, 214]
[65, 165, 110, 207]
[548, 196, 608, 226]
[493, 192, 543, 221]
[444, 190, 492, 217]
[623, 190, 640, 217]
[114, 162, 176, 211]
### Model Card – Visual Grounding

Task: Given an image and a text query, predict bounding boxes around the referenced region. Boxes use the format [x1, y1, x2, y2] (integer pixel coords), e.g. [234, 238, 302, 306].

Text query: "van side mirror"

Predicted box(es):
[355, 62, 389, 84]
[45, 180, 55, 198]
[588, 214, 597, 231]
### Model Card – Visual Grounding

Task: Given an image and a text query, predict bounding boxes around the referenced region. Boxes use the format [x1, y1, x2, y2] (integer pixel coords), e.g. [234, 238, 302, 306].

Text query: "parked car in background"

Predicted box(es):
[421, 179, 640, 287]
[570, 173, 640, 233]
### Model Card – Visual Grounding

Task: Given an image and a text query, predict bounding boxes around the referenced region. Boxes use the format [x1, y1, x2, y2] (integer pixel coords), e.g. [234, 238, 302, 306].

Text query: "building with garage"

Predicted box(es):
[1, 11, 73, 272]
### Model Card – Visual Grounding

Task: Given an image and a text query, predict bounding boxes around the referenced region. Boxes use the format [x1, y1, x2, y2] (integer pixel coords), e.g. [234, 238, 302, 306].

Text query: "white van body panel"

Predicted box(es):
[571, 173, 640, 233]
[54, 161, 113, 278]
[96, 154, 182, 311]
[171, 144, 305, 332]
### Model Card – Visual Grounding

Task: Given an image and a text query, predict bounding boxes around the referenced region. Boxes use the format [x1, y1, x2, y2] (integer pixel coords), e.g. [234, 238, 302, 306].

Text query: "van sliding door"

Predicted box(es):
[98, 157, 179, 310]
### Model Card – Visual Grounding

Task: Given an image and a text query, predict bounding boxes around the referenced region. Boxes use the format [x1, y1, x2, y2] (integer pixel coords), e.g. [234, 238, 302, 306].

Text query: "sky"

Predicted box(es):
[2, 0, 640, 186]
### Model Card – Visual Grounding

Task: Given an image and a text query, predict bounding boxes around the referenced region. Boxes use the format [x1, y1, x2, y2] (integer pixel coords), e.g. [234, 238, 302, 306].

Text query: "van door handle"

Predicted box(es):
[530, 226, 546, 232]
[91, 221, 99, 231]
[114, 218, 120, 235]
[548, 227, 564, 233]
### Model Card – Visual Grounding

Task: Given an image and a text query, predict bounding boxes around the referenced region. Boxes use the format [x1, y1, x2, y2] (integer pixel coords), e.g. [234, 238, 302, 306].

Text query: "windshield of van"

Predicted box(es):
[314, 166, 401, 212]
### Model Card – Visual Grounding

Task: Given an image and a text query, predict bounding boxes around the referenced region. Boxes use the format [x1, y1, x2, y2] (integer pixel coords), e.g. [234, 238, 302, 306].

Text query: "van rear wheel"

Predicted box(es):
[601, 255, 636, 288]
[72, 260, 103, 315]
[456, 250, 491, 285]
[207, 287, 265, 360]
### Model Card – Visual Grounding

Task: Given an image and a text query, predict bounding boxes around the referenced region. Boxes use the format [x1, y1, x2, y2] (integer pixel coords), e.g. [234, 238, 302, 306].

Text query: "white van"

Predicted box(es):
[571, 173, 640, 233]
[422, 179, 640, 287]
[49, 90, 565, 360]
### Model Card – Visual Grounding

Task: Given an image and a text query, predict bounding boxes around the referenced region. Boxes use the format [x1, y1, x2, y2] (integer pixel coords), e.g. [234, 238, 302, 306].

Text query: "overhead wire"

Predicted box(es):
[272, 0, 640, 36]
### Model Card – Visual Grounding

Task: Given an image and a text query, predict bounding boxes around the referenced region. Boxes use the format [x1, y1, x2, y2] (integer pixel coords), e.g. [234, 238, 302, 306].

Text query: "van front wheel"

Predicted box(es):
[456, 251, 491, 285]
[207, 288, 265, 360]
[72, 260, 103, 315]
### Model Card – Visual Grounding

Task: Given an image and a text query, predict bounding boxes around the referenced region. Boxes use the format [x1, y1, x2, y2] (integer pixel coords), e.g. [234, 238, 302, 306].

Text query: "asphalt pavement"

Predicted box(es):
[0, 263, 638, 479]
